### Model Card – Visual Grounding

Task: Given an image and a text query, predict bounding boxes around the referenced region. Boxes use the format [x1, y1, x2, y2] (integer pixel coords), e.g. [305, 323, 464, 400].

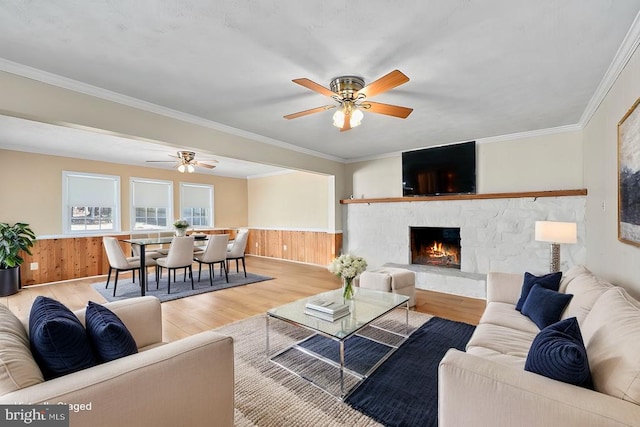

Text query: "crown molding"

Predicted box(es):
[579, 10, 640, 127]
[0, 59, 344, 163]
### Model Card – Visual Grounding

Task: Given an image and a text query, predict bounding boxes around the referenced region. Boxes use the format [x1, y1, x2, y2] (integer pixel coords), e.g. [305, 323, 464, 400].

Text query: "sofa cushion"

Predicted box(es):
[525, 317, 592, 388]
[521, 284, 573, 329]
[85, 301, 138, 363]
[479, 302, 539, 334]
[466, 346, 527, 369]
[560, 266, 613, 325]
[29, 296, 97, 380]
[581, 287, 640, 404]
[515, 271, 562, 312]
[0, 303, 44, 394]
[466, 323, 536, 359]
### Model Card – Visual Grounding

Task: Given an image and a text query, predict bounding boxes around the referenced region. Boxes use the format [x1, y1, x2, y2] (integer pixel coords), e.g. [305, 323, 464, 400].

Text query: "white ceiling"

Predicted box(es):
[0, 1, 639, 169]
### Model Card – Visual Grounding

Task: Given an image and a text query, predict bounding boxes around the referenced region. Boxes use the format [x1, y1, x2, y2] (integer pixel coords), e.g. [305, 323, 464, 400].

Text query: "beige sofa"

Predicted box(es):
[0, 296, 234, 427]
[439, 265, 640, 427]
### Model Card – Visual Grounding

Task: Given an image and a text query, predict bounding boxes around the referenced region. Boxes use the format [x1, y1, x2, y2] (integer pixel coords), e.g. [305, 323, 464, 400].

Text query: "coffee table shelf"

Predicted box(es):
[266, 288, 411, 399]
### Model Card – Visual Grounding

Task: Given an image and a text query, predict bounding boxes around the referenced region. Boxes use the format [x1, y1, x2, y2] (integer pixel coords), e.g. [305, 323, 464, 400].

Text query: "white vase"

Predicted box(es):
[175, 228, 187, 237]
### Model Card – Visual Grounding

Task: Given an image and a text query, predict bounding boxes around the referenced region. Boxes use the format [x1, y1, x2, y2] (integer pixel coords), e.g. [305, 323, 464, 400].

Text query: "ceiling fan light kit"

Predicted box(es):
[146, 150, 218, 173]
[284, 70, 413, 131]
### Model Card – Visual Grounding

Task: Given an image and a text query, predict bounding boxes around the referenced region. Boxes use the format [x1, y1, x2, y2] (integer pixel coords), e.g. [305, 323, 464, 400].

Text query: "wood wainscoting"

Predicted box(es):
[245, 229, 342, 266]
[18, 228, 339, 286]
[19, 229, 236, 286]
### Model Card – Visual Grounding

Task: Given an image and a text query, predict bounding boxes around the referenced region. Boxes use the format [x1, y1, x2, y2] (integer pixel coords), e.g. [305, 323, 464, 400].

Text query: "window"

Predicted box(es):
[62, 171, 120, 234]
[180, 183, 214, 228]
[130, 178, 173, 230]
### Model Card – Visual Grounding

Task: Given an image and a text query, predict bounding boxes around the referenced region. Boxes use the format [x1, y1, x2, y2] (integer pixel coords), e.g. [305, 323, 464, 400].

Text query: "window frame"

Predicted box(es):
[62, 171, 121, 235]
[179, 182, 214, 228]
[130, 177, 174, 231]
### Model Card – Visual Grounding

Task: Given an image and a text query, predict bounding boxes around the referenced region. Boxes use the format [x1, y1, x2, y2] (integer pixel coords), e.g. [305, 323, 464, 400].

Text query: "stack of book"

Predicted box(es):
[304, 299, 350, 321]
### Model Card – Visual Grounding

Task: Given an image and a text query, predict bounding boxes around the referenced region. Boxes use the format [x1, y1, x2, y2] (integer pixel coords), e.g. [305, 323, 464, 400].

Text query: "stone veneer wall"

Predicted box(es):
[344, 195, 586, 296]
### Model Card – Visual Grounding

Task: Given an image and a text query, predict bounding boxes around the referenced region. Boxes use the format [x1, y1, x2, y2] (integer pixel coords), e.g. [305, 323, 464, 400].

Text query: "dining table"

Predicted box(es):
[122, 235, 208, 296]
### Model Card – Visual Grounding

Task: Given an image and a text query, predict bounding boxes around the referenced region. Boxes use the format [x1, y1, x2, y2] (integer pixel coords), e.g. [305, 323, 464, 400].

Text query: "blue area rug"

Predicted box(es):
[298, 334, 394, 376]
[344, 317, 475, 427]
[91, 271, 273, 303]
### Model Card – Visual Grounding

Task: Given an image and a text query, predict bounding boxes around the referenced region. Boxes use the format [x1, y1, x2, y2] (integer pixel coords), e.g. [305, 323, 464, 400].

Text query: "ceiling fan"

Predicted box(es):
[284, 69, 413, 132]
[145, 151, 218, 173]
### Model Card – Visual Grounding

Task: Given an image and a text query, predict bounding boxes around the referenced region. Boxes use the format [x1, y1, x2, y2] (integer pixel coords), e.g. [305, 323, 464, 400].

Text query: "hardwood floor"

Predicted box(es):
[1, 256, 486, 341]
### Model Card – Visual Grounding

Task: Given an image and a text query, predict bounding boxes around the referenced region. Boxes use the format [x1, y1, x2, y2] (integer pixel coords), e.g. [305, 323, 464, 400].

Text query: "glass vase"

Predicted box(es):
[342, 277, 355, 301]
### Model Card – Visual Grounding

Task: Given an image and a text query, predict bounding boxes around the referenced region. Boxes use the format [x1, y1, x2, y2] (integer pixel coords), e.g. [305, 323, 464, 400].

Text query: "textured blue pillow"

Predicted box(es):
[515, 271, 563, 312]
[29, 296, 97, 380]
[85, 301, 138, 363]
[525, 317, 592, 388]
[521, 284, 573, 329]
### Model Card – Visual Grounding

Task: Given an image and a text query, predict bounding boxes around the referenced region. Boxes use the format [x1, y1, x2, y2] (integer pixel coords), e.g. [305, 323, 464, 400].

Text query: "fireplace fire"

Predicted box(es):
[410, 227, 461, 269]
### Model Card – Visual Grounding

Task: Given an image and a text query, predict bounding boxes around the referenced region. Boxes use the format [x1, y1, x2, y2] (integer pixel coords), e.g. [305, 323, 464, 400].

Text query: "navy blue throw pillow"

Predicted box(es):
[29, 296, 97, 380]
[515, 271, 563, 312]
[525, 317, 592, 388]
[521, 284, 573, 329]
[85, 301, 138, 363]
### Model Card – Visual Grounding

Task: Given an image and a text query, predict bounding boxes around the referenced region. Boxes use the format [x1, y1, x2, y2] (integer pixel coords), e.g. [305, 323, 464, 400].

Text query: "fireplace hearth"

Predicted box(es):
[410, 227, 461, 269]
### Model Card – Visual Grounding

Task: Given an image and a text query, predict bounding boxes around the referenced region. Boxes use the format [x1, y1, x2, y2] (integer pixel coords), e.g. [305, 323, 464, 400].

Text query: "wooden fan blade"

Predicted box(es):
[340, 110, 352, 132]
[292, 78, 337, 98]
[284, 105, 336, 120]
[194, 161, 216, 169]
[145, 160, 178, 163]
[357, 70, 409, 99]
[363, 101, 413, 118]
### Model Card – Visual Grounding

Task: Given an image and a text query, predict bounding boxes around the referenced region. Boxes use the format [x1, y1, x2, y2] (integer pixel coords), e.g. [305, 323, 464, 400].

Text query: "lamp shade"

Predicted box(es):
[535, 221, 577, 244]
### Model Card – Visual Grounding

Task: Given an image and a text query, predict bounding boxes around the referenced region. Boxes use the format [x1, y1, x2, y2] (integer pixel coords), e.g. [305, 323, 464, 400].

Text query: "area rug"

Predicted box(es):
[92, 271, 273, 303]
[220, 309, 429, 427]
[219, 311, 475, 426]
[345, 317, 476, 427]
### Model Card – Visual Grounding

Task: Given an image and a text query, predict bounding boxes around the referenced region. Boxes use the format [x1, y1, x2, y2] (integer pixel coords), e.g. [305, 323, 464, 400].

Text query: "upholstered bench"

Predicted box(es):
[356, 267, 416, 307]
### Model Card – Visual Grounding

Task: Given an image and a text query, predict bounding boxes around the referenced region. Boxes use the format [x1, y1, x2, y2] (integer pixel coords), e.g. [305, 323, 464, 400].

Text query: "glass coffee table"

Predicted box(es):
[266, 288, 411, 400]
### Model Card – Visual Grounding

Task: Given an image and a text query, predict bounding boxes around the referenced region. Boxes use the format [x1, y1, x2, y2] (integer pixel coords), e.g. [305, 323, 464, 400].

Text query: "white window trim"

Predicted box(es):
[179, 182, 214, 228]
[130, 177, 174, 231]
[62, 171, 121, 235]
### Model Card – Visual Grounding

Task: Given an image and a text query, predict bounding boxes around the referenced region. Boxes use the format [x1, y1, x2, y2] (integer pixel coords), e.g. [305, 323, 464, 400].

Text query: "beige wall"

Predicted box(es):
[477, 131, 583, 192]
[346, 156, 402, 198]
[247, 171, 330, 230]
[583, 43, 640, 295]
[0, 71, 345, 230]
[0, 149, 247, 235]
[345, 132, 584, 198]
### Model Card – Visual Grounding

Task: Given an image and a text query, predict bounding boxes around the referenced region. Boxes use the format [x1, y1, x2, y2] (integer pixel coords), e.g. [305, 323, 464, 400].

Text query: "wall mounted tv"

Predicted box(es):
[402, 141, 476, 197]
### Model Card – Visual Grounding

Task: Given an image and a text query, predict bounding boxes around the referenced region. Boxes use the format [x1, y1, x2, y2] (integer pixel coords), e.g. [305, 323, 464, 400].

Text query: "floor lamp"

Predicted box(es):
[535, 221, 577, 273]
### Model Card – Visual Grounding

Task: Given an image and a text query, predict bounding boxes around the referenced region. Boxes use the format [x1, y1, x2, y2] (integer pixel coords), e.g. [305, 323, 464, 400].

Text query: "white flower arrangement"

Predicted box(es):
[173, 219, 189, 229]
[328, 254, 367, 280]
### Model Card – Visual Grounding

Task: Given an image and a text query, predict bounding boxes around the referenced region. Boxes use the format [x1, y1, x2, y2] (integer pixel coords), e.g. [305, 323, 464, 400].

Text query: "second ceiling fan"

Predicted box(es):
[146, 151, 218, 173]
[284, 69, 413, 132]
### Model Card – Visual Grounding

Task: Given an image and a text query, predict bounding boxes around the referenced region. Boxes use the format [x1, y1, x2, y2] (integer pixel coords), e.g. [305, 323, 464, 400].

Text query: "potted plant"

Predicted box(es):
[0, 222, 36, 296]
[173, 219, 189, 237]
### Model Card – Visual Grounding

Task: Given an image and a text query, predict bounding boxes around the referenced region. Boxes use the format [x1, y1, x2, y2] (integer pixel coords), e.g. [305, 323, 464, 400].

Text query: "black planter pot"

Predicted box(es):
[0, 267, 20, 297]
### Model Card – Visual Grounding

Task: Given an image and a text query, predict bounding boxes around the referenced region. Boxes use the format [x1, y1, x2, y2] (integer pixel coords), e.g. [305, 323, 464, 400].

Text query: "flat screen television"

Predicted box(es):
[402, 141, 476, 196]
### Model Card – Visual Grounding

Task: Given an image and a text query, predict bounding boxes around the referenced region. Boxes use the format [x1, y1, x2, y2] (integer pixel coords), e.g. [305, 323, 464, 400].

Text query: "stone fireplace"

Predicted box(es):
[343, 192, 587, 298]
[410, 227, 461, 269]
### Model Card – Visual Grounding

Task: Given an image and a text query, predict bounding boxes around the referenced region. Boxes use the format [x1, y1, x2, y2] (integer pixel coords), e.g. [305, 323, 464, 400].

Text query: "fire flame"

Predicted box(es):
[427, 241, 459, 263]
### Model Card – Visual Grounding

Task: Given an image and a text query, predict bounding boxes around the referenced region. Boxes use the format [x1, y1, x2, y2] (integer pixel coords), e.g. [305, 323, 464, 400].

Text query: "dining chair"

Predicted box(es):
[226, 230, 249, 277]
[155, 236, 195, 294]
[194, 234, 229, 285]
[103, 237, 158, 297]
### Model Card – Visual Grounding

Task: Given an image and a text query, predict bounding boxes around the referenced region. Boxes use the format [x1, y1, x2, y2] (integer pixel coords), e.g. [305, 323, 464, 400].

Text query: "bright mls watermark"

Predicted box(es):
[0, 405, 69, 426]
